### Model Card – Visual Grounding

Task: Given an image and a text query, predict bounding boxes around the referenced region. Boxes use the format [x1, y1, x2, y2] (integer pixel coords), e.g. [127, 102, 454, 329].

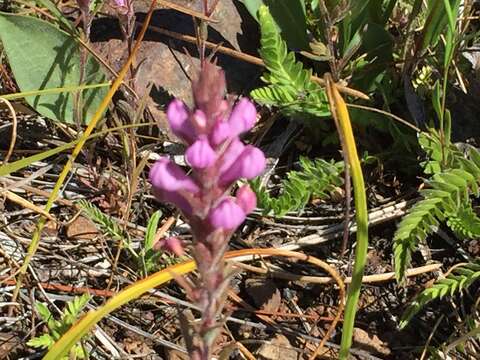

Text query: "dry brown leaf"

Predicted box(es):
[256, 334, 298, 360]
[353, 327, 391, 356]
[245, 278, 281, 314]
[66, 216, 99, 240]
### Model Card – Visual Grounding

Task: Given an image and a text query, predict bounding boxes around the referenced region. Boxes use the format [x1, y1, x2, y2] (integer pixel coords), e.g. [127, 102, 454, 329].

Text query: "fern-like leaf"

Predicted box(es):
[27, 334, 55, 349]
[77, 200, 126, 241]
[252, 5, 329, 118]
[62, 293, 91, 327]
[29, 294, 91, 359]
[400, 260, 480, 328]
[253, 157, 343, 217]
[394, 168, 477, 282]
[447, 204, 480, 239]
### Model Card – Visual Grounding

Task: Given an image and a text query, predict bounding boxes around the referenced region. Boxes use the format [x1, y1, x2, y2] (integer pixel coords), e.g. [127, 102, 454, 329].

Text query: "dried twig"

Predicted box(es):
[0, 98, 17, 164]
[143, 24, 370, 100]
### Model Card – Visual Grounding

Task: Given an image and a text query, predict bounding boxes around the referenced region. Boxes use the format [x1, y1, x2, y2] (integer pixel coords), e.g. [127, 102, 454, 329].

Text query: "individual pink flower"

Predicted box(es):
[235, 185, 257, 213]
[167, 99, 195, 143]
[228, 98, 257, 136]
[218, 139, 245, 174]
[185, 137, 217, 169]
[149, 158, 199, 193]
[155, 236, 185, 256]
[220, 146, 266, 185]
[209, 198, 246, 230]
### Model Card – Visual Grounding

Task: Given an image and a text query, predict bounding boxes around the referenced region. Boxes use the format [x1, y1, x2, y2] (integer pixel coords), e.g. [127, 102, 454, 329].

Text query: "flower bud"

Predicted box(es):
[209, 198, 246, 230]
[155, 236, 184, 256]
[149, 158, 199, 193]
[220, 146, 266, 185]
[228, 98, 257, 136]
[235, 185, 257, 214]
[167, 99, 194, 143]
[185, 137, 217, 169]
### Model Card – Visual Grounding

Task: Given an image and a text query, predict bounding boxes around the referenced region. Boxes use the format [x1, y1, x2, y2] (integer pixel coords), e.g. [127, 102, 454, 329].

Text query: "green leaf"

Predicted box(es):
[145, 210, 162, 252]
[28, 334, 55, 349]
[253, 157, 343, 216]
[0, 13, 108, 124]
[240, 0, 308, 50]
[252, 5, 329, 118]
[36, 302, 55, 329]
[400, 259, 480, 328]
[419, 0, 459, 53]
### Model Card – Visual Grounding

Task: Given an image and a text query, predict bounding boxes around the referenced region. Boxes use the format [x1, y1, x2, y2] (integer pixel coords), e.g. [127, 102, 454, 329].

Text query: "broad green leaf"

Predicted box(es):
[0, 13, 108, 124]
[240, 0, 308, 50]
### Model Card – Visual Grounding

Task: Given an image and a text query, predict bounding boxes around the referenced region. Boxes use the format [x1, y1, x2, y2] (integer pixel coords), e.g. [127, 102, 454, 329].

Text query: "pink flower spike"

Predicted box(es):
[149, 158, 199, 193]
[228, 98, 257, 136]
[185, 137, 217, 169]
[167, 99, 194, 142]
[155, 236, 184, 257]
[235, 185, 257, 214]
[209, 198, 246, 230]
[210, 120, 231, 146]
[220, 146, 266, 185]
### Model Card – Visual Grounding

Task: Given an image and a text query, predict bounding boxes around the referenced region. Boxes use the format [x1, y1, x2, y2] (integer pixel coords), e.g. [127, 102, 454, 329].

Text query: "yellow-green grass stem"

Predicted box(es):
[325, 74, 369, 359]
[0, 122, 156, 177]
[0, 82, 110, 101]
[9, 0, 158, 308]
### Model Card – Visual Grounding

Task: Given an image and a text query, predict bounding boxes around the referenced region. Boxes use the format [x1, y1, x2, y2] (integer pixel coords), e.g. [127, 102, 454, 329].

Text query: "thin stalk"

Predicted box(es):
[325, 74, 369, 359]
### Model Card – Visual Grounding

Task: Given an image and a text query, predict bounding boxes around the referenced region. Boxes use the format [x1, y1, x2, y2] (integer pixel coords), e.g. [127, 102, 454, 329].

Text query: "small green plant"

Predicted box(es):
[394, 126, 480, 281]
[28, 294, 91, 359]
[251, 5, 330, 120]
[78, 200, 180, 275]
[252, 156, 343, 216]
[400, 259, 480, 328]
[77, 200, 128, 244]
[393, 141, 480, 281]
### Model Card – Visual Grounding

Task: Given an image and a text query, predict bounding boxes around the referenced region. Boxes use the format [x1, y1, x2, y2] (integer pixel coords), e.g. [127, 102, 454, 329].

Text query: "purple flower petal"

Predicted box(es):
[228, 98, 256, 136]
[149, 158, 199, 192]
[185, 137, 217, 169]
[167, 99, 195, 143]
[218, 139, 245, 174]
[210, 120, 232, 146]
[235, 185, 257, 214]
[209, 198, 246, 230]
[154, 236, 184, 256]
[220, 146, 266, 185]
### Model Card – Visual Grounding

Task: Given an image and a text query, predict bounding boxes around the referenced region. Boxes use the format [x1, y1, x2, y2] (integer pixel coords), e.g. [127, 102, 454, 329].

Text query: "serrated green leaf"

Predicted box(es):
[28, 334, 55, 349]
